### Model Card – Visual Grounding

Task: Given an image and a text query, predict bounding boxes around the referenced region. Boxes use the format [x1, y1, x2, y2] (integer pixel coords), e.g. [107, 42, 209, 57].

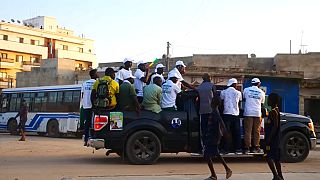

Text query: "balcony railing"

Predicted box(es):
[22, 61, 41, 66]
[0, 58, 14, 63]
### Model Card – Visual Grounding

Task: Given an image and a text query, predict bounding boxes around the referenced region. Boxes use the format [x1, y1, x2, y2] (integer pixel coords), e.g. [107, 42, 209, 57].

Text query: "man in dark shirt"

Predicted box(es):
[15, 100, 28, 141]
[118, 72, 141, 114]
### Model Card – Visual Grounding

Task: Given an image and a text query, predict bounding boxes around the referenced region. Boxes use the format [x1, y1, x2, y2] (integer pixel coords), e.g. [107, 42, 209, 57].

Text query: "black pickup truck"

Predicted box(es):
[88, 90, 317, 164]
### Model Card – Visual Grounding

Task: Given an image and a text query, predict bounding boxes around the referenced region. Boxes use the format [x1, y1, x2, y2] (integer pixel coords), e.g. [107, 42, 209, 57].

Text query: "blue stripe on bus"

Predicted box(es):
[3, 87, 81, 93]
[0, 114, 79, 131]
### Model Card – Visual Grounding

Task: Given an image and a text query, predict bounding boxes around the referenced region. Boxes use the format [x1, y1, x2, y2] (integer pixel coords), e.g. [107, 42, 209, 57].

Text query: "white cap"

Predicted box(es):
[251, 78, 261, 84]
[137, 60, 147, 66]
[175, 60, 186, 67]
[227, 78, 238, 86]
[155, 64, 165, 72]
[123, 71, 136, 80]
[168, 72, 179, 79]
[123, 58, 133, 64]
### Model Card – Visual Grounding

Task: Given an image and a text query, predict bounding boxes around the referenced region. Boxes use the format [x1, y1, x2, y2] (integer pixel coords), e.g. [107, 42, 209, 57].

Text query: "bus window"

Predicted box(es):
[34, 97, 42, 112]
[49, 92, 57, 103]
[73, 91, 80, 103]
[57, 92, 63, 103]
[9, 94, 18, 112]
[1, 94, 8, 112]
[64, 91, 73, 103]
[41, 96, 48, 112]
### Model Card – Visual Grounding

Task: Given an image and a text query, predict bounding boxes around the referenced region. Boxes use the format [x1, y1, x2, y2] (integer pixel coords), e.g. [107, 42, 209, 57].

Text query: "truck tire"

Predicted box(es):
[281, 131, 310, 163]
[125, 130, 161, 165]
[8, 118, 18, 135]
[47, 120, 60, 137]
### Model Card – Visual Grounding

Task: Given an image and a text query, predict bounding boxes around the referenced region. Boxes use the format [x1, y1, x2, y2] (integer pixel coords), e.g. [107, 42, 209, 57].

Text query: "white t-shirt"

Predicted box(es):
[243, 86, 266, 117]
[150, 73, 165, 84]
[220, 87, 242, 116]
[134, 69, 146, 97]
[168, 68, 184, 89]
[81, 79, 96, 109]
[116, 68, 132, 83]
[161, 80, 182, 108]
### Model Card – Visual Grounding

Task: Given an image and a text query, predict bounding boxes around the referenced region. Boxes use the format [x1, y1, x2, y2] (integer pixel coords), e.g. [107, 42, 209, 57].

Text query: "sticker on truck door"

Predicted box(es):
[109, 112, 123, 130]
[171, 118, 181, 129]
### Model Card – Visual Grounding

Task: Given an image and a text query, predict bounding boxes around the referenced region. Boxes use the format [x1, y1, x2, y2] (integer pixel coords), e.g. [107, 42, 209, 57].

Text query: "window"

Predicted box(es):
[79, 48, 83, 53]
[30, 56, 40, 63]
[3, 35, 8, 40]
[64, 91, 73, 102]
[72, 91, 80, 103]
[63, 45, 68, 50]
[1, 53, 7, 59]
[0, 72, 7, 79]
[9, 94, 18, 111]
[19, 37, 24, 43]
[16, 55, 23, 62]
[30, 39, 35, 45]
[48, 92, 57, 103]
[0, 94, 8, 113]
[57, 92, 63, 103]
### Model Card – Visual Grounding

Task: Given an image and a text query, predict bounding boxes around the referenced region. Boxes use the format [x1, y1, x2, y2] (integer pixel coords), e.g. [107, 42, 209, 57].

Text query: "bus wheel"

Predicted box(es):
[47, 120, 60, 138]
[8, 119, 18, 135]
[125, 130, 161, 165]
[281, 131, 310, 163]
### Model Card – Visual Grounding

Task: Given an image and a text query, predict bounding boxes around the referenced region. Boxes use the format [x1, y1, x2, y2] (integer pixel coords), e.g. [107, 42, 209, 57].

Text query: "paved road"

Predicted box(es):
[0, 133, 319, 180]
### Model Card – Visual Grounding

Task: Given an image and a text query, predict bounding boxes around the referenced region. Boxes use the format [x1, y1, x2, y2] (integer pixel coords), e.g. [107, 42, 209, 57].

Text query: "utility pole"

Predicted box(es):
[166, 41, 171, 71]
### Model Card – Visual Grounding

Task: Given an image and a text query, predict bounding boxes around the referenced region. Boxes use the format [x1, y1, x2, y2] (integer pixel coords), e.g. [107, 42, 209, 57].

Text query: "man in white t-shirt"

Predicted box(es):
[116, 58, 133, 85]
[167, 60, 194, 90]
[134, 60, 149, 103]
[243, 78, 266, 154]
[220, 78, 242, 154]
[161, 73, 182, 111]
[149, 63, 165, 84]
[81, 69, 98, 146]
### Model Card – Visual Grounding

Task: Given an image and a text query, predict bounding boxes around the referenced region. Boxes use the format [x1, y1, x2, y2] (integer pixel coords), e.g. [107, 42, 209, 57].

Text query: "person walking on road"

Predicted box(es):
[264, 93, 284, 180]
[243, 78, 265, 154]
[220, 78, 242, 154]
[15, 99, 28, 141]
[202, 95, 232, 180]
[81, 69, 98, 146]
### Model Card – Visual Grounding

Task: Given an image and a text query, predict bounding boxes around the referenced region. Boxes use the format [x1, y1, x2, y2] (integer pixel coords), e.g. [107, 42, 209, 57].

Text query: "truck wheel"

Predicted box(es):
[125, 130, 161, 165]
[8, 119, 18, 135]
[281, 131, 310, 163]
[47, 120, 60, 137]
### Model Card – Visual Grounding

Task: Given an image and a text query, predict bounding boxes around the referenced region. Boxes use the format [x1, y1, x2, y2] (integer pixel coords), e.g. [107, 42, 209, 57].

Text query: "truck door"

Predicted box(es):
[161, 111, 188, 151]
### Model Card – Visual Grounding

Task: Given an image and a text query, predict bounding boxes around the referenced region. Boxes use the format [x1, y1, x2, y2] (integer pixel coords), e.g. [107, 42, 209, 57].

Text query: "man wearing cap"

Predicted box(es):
[148, 63, 165, 84]
[134, 60, 150, 103]
[243, 78, 265, 154]
[220, 78, 242, 154]
[118, 71, 141, 113]
[168, 60, 194, 90]
[161, 73, 182, 111]
[116, 58, 133, 85]
[91, 67, 119, 110]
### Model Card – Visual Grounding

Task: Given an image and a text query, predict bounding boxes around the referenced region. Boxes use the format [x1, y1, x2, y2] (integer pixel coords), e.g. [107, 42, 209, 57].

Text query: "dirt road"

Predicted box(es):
[0, 133, 319, 180]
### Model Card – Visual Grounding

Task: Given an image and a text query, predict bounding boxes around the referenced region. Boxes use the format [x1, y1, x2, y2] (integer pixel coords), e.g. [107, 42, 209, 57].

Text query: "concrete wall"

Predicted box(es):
[275, 53, 320, 79]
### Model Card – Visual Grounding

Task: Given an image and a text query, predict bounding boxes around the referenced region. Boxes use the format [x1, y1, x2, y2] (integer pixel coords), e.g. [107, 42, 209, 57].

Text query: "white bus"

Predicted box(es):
[0, 84, 82, 137]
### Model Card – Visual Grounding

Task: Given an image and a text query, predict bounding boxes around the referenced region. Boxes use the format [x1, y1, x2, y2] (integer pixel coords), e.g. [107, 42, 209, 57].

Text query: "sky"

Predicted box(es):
[1, 0, 320, 65]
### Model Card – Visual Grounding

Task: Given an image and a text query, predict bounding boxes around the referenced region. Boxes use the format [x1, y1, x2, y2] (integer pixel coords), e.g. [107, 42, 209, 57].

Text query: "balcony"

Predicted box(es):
[55, 49, 96, 63]
[0, 39, 48, 58]
[0, 58, 22, 69]
[22, 61, 41, 71]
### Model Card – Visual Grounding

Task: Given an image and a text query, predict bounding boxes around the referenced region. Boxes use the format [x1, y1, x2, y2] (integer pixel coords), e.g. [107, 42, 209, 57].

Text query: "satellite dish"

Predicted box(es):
[17, 20, 21, 23]
[11, 19, 15, 23]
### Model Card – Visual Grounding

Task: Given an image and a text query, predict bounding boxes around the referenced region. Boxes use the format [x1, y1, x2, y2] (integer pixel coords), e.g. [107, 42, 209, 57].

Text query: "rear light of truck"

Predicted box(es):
[94, 115, 108, 131]
[308, 119, 316, 137]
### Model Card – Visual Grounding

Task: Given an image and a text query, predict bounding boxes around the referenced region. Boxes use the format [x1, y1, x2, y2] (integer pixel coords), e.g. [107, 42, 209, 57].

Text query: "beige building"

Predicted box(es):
[0, 16, 96, 89]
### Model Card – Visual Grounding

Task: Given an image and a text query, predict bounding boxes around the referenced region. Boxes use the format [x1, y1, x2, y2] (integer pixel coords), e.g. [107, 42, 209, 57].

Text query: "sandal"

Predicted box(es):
[204, 175, 217, 180]
[226, 169, 232, 179]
